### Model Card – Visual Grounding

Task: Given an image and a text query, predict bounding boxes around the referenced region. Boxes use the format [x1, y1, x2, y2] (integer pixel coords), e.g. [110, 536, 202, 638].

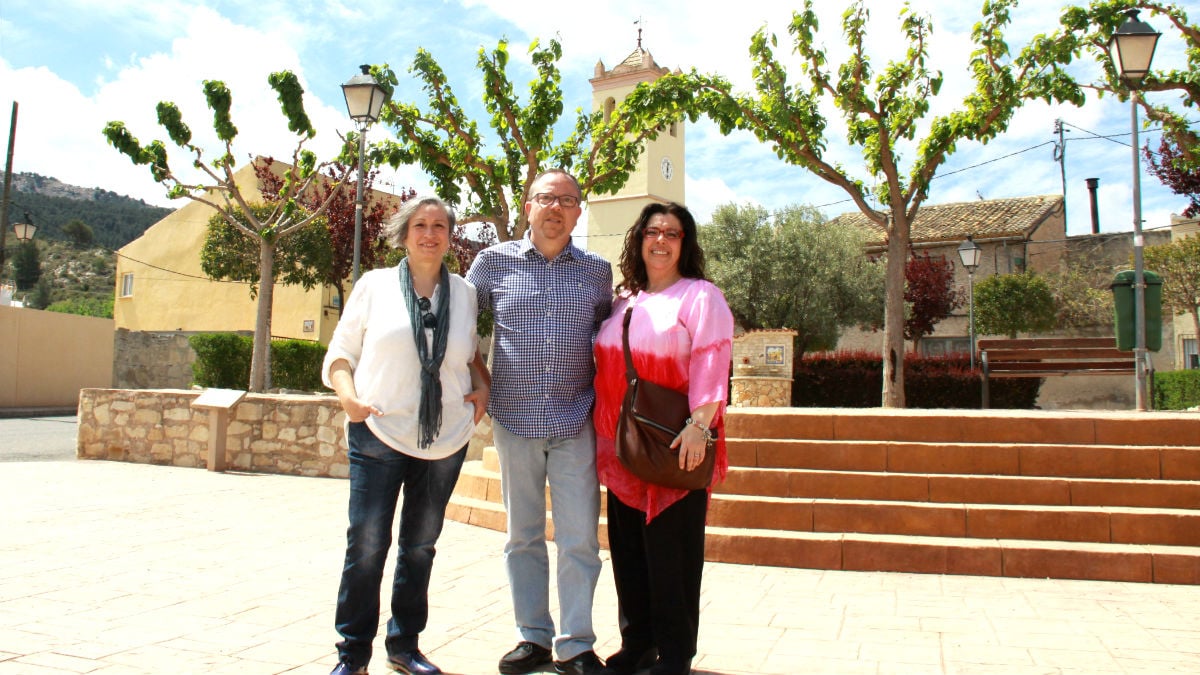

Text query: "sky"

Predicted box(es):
[1, 0, 1196, 246]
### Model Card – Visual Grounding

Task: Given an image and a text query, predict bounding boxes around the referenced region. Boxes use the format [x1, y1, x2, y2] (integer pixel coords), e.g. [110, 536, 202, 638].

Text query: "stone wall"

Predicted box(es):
[77, 388, 495, 478]
[112, 329, 204, 390]
[78, 388, 350, 478]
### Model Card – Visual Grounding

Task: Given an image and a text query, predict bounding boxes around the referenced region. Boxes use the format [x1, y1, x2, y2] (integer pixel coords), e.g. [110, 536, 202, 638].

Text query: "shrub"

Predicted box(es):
[189, 333, 329, 392]
[189, 333, 252, 389]
[792, 350, 1041, 409]
[1153, 370, 1200, 410]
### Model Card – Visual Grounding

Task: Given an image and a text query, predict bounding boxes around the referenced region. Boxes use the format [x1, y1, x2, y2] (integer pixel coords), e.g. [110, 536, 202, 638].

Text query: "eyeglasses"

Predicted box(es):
[531, 193, 580, 208]
[417, 297, 437, 329]
[643, 227, 683, 241]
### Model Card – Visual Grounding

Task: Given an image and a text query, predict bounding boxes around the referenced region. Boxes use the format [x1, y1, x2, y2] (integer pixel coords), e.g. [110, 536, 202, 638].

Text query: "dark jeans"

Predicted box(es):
[606, 488, 707, 665]
[334, 422, 467, 667]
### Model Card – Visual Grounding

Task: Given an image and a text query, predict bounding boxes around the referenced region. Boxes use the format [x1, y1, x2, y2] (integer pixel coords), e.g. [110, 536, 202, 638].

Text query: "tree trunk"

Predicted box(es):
[881, 215, 909, 408]
[249, 241, 276, 393]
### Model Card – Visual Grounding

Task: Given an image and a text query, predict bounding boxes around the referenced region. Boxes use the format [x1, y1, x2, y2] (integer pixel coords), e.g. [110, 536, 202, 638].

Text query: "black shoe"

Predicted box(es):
[387, 649, 441, 675]
[647, 657, 691, 675]
[330, 660, 368, 675]
[600, 647, 657, 675]
[555, 650, 604, 675]
[499, 641, 553, 674]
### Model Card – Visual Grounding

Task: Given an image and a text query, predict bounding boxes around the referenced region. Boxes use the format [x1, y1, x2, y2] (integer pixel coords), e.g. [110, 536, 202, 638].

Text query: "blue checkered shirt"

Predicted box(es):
[466, 236, 613, 439]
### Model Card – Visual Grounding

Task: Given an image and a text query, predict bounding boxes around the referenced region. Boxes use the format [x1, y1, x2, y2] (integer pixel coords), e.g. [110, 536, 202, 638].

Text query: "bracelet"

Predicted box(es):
[685, 417, 713, 443]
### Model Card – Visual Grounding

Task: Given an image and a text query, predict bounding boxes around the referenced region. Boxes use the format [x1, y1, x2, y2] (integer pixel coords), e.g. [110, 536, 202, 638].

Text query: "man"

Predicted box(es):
[466, 169, 612, 675]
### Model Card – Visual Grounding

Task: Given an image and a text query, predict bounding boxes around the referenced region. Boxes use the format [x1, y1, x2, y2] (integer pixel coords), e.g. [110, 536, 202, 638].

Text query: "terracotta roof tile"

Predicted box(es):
[830, 194, 1062, 246]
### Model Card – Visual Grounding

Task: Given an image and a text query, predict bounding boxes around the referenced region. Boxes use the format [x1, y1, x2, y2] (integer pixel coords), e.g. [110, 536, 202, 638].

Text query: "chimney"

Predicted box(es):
[1085, 177, 1100, 234]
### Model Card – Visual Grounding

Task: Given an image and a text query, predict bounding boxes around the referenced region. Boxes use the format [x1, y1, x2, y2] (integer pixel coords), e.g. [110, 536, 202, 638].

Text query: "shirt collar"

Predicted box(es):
[520, 232, 578, 262]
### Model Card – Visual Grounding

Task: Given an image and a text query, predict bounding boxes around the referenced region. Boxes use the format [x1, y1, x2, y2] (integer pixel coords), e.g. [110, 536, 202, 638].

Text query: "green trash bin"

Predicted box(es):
[1111, 269, 1162, 352]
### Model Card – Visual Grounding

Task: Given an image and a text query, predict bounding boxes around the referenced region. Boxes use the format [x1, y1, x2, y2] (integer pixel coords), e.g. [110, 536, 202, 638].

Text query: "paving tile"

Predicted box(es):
[2, 459, 1198, 675]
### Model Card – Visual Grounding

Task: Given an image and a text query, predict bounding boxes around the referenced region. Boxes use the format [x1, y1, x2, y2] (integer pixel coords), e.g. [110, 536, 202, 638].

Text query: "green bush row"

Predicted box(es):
[1153, 369, 1200, 410]
[792, 351, 1042, 409]
[188, 333, 329, 392]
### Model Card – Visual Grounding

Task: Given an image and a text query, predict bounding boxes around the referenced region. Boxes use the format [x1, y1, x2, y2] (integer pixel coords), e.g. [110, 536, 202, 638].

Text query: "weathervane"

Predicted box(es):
[634, 16, 643, 49]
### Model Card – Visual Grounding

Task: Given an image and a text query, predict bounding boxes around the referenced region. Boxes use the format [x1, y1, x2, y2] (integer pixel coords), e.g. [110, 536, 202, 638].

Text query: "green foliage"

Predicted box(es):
[1143, 234, 1200, 320]
[791, 351, 1041, 408]
[62, 219, 94, 248]
[30, 277, 53, 309]
[190, 333, 253, 389]
[200, 204, 331, 295]
[12, 241, 41, 291]
[1153, 369, 1200, 410]
[1059, 1, 1199, 171]
[189, 333, 329, 391]
[271, 339, 326, 392]
[6, 175, 170, 249]
[701, 202, 884, 355]
[46, 295, 113, 318]
[373, 37, 694, 241]
[974, 272, 1058, 338]
[1046, 252, 1120, 329]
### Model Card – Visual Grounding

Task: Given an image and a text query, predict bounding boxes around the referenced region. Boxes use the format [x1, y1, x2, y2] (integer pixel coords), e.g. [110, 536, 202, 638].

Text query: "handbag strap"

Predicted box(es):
[622, 305, 637, 384]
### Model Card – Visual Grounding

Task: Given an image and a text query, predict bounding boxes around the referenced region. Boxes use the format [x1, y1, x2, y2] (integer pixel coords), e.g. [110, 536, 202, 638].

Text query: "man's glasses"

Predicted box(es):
[532, 193, 580, 208]
[643, 227, 683, 241]
[417, 297, 437, 329]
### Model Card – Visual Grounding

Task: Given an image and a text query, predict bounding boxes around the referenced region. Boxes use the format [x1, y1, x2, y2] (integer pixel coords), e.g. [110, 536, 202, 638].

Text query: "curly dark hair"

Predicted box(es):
[616, 202, 707, 294]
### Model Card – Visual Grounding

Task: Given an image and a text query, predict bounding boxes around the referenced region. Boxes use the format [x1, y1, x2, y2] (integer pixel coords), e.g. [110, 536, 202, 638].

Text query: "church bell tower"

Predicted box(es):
[586, 31, 685, 268]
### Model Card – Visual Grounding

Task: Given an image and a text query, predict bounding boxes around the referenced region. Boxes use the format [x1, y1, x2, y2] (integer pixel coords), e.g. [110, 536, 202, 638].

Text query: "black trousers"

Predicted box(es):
[606, 488, 708, 664]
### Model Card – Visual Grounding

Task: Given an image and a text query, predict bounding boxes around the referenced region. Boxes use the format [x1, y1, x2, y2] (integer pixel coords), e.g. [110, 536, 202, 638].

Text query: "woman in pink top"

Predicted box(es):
[593, 202, 733, 675]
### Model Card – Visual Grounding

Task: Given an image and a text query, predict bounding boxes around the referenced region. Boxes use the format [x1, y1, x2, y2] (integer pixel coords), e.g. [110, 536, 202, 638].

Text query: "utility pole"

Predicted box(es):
[0, 101, 17, 273]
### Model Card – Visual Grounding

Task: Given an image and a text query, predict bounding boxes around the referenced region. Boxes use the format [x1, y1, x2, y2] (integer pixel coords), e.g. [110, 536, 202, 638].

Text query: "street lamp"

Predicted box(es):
[957, 235, 982, 369]
[1110, 8, 1160, 411]
[342, 64, 390, 284]
[13, 216, 37, 242]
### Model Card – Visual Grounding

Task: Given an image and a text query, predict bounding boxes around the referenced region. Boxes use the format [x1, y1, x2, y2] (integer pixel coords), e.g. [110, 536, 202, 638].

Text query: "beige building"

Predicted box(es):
[112, 160, 405, 388]
[1169, 214, 1200, 370]
[586, 40, 686, 267]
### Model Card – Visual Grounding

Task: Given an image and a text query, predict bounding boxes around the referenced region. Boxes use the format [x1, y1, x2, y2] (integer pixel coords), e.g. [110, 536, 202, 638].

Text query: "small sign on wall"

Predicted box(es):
[303, 319, 315, 333]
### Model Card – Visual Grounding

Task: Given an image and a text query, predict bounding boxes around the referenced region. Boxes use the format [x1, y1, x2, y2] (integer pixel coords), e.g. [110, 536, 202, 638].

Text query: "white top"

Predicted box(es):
[322, 265, 480, 460]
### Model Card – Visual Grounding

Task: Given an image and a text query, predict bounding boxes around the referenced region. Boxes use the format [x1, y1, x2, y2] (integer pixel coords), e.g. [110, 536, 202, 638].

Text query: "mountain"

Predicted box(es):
[2, 172, 172, 314]
[3, 171, 171, 250]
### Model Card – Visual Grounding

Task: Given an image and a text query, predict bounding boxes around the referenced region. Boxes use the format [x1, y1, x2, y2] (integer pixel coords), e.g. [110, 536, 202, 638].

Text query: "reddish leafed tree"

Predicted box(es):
[904, 251, 964, 353]
[1145, 138, 1200, 218]
[255, 159, 410, 313]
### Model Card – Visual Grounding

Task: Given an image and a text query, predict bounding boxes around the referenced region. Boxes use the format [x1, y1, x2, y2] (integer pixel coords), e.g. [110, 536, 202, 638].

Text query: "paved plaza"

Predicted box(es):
[1, 417, 1198, 674]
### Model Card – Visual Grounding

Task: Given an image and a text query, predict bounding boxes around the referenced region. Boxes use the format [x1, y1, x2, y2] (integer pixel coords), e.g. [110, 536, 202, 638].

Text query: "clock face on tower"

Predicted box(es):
[660, 156, 674, 181]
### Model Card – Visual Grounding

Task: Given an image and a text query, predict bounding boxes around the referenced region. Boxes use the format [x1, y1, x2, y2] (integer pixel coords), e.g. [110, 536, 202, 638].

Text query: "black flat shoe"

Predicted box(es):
[387, 649, 441, 675]
[648, 657, 691, 675]
[600, 647, 657, 675]
[555, 650, 604, 675]
[499, 641, 553, 674]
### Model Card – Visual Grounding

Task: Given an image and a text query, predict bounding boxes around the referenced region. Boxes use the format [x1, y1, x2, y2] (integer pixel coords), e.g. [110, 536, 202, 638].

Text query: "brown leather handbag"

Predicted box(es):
[615, 306, 715, 490]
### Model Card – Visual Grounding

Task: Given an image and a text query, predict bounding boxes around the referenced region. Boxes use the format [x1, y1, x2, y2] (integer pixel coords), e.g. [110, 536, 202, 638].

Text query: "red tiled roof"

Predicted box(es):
[830, 194, 1062, 246]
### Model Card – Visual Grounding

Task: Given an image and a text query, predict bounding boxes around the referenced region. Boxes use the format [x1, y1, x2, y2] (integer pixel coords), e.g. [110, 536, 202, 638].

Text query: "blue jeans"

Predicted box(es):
[494, 420, 601, 661]
[334, 422, 467, 667]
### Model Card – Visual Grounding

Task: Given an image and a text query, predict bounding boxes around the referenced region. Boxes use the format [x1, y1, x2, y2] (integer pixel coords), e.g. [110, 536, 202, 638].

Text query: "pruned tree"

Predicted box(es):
[369, 38, 693, 241]
[103, 72, 356, 392]
[904, 251, 963, 353]
[640, 0, 1084, 406]
[1143, 233, 1200, 349]
[974, 272, 1058, 338]
[702, 202, 885, 356]
[1061, 1, 1199, 171]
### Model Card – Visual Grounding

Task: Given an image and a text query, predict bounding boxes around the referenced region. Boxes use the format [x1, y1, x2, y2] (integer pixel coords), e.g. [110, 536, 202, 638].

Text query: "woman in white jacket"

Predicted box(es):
[323, 196, 489, 675]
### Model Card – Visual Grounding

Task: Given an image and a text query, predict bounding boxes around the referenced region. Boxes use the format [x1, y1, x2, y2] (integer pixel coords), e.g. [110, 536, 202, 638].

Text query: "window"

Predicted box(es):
[1183, 337, 1198, 370]
[120, 273, 134, 298]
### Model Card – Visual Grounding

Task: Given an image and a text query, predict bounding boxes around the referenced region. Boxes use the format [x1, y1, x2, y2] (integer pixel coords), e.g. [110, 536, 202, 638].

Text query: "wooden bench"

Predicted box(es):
[978, 337, 1137, 408]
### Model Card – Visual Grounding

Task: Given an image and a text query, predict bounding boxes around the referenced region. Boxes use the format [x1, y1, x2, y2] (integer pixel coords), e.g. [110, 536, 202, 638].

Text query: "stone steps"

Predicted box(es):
[447, 408, 1200, 584]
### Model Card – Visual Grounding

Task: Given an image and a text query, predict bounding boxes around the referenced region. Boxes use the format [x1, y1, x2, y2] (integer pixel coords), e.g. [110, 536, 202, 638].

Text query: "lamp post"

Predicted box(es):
[341, 64, 390, 284]
[957, 235, 982, 369]
[1111, 8, 1160, 411]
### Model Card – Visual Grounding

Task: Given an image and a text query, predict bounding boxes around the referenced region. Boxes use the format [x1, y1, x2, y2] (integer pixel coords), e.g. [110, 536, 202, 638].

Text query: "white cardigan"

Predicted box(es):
[322, 266, 479, 460]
